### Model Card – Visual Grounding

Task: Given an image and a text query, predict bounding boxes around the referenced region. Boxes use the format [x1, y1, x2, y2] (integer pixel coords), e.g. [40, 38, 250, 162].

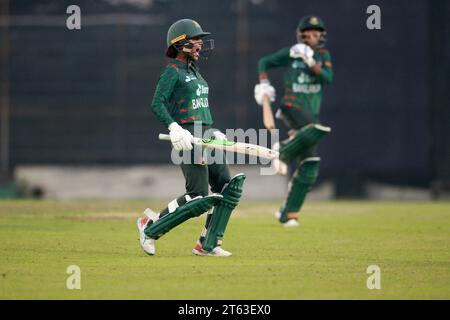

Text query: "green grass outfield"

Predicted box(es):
[0, 200, 449, 299]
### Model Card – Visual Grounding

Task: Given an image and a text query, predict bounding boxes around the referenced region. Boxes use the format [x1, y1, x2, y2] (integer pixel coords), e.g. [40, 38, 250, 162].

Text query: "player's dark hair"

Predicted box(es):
[165, 45, 178, 58]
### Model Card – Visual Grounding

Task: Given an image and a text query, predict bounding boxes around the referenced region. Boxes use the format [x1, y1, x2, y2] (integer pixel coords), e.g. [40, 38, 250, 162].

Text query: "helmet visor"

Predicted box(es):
[199, 38, 214, 59]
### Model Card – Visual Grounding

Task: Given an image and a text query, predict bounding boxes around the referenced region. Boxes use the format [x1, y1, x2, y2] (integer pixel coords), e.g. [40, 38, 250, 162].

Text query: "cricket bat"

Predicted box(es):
[158, 134, 279, 160]
[262, 94, 276, 133]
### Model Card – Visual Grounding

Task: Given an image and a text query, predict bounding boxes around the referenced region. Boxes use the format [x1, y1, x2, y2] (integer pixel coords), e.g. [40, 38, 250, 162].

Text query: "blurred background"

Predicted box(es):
[0, 0, 449, 200]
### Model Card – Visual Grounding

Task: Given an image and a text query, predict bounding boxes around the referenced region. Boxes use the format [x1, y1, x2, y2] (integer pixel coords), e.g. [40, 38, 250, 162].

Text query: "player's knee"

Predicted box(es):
[214, 178, 230, 194]
[185, 181, 209, 199]
[295, 157, 321, 186]
[220, 173, 246, 207]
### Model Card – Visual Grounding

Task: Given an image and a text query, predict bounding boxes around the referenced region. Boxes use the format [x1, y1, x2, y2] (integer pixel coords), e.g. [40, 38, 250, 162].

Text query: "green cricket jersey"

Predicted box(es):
[258, 46, 333, 124]
[151, 58, 213, 128]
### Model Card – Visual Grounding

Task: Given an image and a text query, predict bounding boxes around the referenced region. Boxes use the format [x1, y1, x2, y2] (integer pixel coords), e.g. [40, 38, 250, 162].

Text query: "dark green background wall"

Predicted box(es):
[1, 0, 449, 196]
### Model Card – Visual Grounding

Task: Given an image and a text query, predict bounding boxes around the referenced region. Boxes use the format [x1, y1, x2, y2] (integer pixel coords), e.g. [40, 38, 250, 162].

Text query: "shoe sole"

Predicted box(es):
[192, 248, 206, 256]
[192, 248, 232, 257]
[283, 221, 299, 227]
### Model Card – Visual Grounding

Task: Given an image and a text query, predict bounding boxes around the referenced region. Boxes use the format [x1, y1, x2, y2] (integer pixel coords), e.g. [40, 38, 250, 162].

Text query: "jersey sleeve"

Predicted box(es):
[151, 66, 179, 128]
[311, 49, 334, 84]
[258, 47, 291, 80]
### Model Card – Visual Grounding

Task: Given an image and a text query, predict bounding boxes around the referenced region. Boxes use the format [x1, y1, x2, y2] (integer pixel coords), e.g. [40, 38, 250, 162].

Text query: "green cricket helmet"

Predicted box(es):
[166, 19, 210, 47]
[297, 15, 327, 48]
[297, 15, 326, 32]
[166, 19, 214, 59]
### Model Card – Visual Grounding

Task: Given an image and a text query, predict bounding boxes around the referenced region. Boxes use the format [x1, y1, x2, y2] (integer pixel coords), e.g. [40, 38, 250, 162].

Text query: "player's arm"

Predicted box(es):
[151, 66, 193, 151]
[151, 66, 179, 128]
[258, 47, 291, 81]
[255, 48, 290, 129]
[254, 47, 290, 104]
[310, 50, 334, 84]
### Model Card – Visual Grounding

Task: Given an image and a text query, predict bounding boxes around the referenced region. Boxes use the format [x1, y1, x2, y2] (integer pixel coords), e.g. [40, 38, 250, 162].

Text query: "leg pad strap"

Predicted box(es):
[145, 194, 223, 240]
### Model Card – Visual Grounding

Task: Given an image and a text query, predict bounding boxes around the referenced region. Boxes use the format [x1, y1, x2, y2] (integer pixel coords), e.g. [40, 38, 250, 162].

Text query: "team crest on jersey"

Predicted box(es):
[297, 73, 311, 84]
[185, 75, 197, 82]
[310, 17, 319, 25]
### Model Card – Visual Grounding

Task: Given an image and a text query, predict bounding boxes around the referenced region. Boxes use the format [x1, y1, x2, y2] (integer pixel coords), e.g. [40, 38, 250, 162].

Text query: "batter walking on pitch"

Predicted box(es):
[137, 19, 246, 256]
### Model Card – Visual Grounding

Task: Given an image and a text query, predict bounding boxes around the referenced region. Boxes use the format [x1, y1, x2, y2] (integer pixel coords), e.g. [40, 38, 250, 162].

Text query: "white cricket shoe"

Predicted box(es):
[192, 242, 232, 257]
[209, 246, 233, 257]
[283, 219, 299, 227]
[136, 208, 157, 256]
[274, 210, 299, 227]
[274, 210, 281, 219]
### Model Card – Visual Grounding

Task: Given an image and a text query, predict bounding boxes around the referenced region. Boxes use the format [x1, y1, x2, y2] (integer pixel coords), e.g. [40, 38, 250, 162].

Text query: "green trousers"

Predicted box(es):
[159, 123, 231, 216]
[178, 123, 231, 198]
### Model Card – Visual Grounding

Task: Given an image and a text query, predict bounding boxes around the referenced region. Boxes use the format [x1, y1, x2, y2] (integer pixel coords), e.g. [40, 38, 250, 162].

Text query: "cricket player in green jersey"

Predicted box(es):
[136, 19, 246, 256]
[254, 15, 334, 227]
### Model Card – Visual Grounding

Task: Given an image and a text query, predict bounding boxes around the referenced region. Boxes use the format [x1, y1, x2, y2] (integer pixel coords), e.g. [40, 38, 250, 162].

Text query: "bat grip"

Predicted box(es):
[158, 133, 171, 141]
[262, 95, 276, 131]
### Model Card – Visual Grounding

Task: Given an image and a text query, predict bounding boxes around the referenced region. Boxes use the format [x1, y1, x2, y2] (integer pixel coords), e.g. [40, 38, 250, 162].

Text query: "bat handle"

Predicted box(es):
[158, 133, 171, 141]
[262, 95, 276, 131]
[158, 133, 201, 146]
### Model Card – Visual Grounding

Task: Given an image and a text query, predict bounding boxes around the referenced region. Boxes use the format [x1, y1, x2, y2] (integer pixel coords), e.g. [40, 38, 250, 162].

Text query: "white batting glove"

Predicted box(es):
[168, 122, 193, 151]
[289, 43, 316, 67]
[212, 130, 227, 141]
[254, 80, 276, 106]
